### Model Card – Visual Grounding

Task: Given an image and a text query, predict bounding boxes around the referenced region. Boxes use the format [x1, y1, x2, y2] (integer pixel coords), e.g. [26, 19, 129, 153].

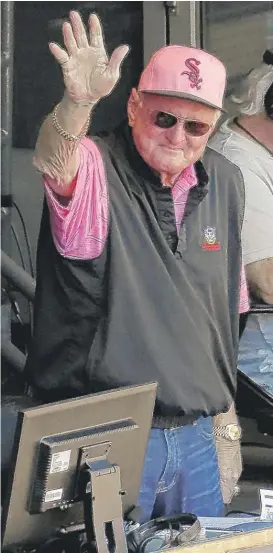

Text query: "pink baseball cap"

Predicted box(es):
[138, 45, 227, 111]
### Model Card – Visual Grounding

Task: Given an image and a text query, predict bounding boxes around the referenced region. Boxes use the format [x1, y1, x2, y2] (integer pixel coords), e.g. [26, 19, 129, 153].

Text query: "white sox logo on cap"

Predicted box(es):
[181, 58, 203, 90]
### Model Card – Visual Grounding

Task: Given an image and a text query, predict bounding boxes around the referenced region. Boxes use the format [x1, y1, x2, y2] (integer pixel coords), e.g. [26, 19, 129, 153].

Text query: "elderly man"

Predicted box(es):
[26, 12, 248, 521]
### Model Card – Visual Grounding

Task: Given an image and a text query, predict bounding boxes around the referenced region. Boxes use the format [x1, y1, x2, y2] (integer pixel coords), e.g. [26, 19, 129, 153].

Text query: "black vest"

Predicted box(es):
[25, 124, 245, 422]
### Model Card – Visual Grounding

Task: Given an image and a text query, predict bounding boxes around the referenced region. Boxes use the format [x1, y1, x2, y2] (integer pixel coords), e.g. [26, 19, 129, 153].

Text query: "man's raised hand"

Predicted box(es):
[49, 11, 129, 106]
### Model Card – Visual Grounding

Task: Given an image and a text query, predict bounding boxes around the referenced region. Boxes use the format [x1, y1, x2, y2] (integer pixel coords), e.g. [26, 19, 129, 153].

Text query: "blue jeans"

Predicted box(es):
[138, 416, 224, 522]
[238, 314, 273, 396]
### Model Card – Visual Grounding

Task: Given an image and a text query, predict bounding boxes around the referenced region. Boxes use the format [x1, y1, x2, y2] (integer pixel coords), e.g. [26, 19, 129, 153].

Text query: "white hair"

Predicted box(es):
[230, 62, 273, 115]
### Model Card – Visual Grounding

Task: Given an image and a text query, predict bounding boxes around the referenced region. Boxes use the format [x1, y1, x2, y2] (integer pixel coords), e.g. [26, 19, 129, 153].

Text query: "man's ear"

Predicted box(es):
[213, 110, 222, 129]
[209, 110, 222, 138]
[127, 88, 140, 127]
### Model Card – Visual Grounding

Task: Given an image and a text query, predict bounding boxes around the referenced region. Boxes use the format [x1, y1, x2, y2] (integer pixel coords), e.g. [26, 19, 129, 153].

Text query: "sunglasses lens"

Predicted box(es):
[151, 109, 210, 136]
[184, 120, 210, 137]
[155, 111, 177, 129]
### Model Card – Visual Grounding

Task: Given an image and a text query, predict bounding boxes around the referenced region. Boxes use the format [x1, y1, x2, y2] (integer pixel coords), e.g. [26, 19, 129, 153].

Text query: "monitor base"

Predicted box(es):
[79, 456, 128, 553]
[2, 456, 136, 553]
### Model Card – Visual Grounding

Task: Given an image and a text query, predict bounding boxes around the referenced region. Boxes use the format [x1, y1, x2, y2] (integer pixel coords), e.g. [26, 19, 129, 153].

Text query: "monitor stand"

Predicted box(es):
[80, 457, 129, 553]
[2, 460, 130, 553]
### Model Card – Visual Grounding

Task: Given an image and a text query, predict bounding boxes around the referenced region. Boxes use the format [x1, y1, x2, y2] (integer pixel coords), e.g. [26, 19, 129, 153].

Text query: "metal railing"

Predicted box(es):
[2, 251, 36, 302]
[1, 250, 36, 373]
[1, 3, 31, 375]
[1, 1, 14, 254]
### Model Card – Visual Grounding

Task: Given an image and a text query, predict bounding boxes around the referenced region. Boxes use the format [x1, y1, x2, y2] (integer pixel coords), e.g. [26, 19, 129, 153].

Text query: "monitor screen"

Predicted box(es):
[2, 383, 157, 550]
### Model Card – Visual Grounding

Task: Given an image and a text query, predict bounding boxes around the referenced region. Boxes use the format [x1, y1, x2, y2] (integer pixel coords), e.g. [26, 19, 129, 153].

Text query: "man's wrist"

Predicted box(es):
[213, 403, 238, 427]
[52, 103, 91, 142]
[51, 93, 95, 141]
[62, 91, 98, 111]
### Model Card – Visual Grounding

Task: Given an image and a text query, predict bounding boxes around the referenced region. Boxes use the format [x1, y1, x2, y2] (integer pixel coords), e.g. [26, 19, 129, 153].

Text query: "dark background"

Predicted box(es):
[13, 2, 144, 149]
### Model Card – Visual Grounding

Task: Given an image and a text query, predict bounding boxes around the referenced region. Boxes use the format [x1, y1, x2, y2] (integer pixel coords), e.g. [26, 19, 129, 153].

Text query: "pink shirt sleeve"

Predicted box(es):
[239, 263, 250, 314]
[44, 137, 109, 260]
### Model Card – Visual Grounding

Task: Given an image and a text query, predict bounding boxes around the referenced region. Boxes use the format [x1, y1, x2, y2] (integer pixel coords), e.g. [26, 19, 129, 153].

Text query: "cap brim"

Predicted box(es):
[140, 90, 227, 113]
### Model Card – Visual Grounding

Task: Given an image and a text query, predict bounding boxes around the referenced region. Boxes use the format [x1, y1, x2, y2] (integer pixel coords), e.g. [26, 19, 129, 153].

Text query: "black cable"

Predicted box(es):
[10, 221, 33, 333]
[11, 201, 35, 333]
[12, 200, 34, 277]
[11, 221, 26, 271]
[199, 2, 205, 50]
[2, 286, 24, 326]
[2, 285, 30, 359]
[242, 442, 273, 448]
[226, 510, 260, 517]
[164, 3, 170, 45]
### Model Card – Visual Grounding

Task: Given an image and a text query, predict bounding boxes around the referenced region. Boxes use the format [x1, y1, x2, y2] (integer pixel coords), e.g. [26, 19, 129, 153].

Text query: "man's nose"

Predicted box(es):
[166, 121, 186, 145]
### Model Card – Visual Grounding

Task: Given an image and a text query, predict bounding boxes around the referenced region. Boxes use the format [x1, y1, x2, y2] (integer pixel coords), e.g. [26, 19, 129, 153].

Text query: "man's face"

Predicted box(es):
[129, 92, 219, 180]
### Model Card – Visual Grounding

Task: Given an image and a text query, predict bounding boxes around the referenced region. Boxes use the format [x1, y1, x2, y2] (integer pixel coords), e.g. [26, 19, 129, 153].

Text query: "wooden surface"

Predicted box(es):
[168, 527, 273, 553]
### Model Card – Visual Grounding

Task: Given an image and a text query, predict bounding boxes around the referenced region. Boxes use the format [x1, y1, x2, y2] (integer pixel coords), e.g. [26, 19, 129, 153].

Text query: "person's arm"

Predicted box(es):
[212, 265, 248, 504]
[240, 168, 273, 303]
[33, 10, 129, 194]
[238, 263, 250, 313]
[246, 258, 273, 304]
[213, 403, 242, 504]
[34, 95, 94, 192]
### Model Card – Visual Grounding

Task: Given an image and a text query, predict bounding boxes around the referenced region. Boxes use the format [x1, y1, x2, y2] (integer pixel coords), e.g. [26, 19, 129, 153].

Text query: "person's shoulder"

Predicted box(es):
[209, 120, 250, 166]
[203, 144, 244, 180]
[203, 146, 245, 211]
[209, 121, 271, 177]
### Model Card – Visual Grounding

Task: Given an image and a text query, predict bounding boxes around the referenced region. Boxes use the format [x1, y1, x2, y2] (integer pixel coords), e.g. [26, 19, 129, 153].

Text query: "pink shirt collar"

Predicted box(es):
[172, 164, 198, 200]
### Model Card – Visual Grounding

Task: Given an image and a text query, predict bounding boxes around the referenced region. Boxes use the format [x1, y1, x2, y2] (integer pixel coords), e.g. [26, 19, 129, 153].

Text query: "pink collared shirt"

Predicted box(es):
[44, 137, 249, 313]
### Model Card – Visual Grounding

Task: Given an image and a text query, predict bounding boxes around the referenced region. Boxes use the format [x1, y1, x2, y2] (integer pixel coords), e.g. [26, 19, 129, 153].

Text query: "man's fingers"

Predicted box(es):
[69, 11, 89, 49]
[49, 42, 69, 66]
[63, 22, 78, 56]
[89, 14, 105, 50]
[108, 45, 130, 76]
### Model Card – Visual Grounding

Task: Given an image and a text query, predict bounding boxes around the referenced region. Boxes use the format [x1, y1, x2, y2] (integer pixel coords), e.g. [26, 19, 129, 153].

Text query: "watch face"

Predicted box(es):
[227, 424, 241, 441]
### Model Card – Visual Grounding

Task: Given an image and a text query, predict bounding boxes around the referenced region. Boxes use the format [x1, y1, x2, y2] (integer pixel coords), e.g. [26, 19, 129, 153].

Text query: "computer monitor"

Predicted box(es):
[1, 382, 157, 553]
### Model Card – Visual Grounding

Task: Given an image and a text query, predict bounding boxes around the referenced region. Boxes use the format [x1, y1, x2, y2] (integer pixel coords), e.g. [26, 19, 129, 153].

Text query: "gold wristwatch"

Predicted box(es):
[213, 423, 242, 442]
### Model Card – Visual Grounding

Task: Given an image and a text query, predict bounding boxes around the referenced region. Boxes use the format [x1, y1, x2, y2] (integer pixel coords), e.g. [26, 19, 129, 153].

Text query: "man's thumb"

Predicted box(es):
[108, 45, 130, 76]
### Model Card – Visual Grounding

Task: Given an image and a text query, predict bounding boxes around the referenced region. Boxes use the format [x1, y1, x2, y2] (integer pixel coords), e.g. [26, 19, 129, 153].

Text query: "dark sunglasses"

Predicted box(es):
[149, 109, 212, 137]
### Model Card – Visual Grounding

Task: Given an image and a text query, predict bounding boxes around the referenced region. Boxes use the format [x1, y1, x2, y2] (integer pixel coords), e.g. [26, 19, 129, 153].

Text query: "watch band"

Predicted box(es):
[213, 424, 241, 441]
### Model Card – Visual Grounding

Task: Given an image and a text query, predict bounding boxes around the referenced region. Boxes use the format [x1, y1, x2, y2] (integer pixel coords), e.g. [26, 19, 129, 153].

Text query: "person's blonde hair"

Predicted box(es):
[230, 62, 273, 115]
